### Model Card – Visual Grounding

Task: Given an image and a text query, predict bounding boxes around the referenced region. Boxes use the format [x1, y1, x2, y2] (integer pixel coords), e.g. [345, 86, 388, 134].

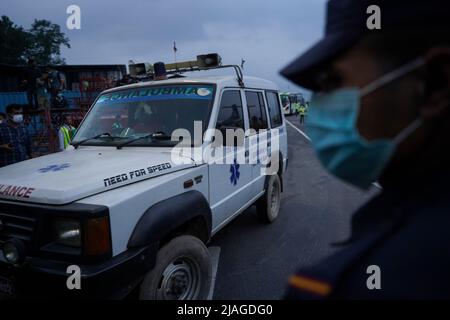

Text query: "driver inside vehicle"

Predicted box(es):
[132, 102, 165, 134]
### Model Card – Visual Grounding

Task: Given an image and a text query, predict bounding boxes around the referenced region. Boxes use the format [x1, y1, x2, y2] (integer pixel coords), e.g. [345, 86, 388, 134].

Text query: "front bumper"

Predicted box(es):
[0, 243, 157, 299]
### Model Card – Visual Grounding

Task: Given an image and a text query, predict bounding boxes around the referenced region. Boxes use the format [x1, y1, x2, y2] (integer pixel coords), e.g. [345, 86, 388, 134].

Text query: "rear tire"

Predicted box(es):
[139, 235, 212, 300]
[256, 174, 281, 223]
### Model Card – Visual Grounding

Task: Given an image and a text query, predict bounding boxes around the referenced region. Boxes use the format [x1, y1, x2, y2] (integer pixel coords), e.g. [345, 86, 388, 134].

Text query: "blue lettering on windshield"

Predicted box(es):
[98, 86, 213, 105]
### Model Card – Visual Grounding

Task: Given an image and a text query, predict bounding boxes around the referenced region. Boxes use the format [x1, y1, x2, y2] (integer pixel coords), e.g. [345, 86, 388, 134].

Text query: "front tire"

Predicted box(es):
[139, 235, 212, 300]
[256, 174, 282, 223]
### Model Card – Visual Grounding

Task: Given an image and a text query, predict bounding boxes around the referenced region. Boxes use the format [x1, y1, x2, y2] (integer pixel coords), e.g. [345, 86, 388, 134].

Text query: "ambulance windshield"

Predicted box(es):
[72, 84, 215, 147]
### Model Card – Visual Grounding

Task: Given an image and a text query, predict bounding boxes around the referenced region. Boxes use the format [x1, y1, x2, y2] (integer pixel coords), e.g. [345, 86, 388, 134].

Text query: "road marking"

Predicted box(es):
[285, 119, 382, 190]
[207, 246, 221, 300]
[285, 119, 311, 141]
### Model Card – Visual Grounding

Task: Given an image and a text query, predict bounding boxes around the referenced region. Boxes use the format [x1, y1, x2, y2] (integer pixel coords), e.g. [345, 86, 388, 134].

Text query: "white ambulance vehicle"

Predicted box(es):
[0, 54, 288, 300]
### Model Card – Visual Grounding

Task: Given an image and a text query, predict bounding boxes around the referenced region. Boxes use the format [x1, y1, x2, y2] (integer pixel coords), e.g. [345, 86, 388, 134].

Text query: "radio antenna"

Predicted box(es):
[173, 41, 178, 64]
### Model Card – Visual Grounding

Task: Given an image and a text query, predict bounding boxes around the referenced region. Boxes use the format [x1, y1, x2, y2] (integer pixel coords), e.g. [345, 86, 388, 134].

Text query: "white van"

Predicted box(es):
[0, 58, 288, 299]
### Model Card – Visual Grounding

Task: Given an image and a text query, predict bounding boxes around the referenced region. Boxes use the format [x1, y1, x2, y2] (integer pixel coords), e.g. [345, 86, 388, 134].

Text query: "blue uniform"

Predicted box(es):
[286, 169, 450, 299]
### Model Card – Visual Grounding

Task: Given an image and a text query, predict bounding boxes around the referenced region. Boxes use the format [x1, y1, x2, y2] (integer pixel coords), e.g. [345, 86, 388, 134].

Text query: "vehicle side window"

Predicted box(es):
[216, 90, 244, 130]
[266, 91, 283, 128]
[245, 91, 268, 131]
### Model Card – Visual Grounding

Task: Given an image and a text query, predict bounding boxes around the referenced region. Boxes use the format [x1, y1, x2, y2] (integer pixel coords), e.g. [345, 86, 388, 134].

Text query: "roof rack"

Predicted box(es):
[128, 53, 245, 87]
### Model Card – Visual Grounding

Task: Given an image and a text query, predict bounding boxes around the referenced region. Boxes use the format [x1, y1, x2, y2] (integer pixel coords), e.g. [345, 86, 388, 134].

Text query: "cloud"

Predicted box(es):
[2, 0, 327, 93]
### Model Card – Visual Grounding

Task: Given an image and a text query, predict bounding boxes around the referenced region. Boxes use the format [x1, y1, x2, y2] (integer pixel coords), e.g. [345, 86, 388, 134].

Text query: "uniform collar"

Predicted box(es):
[340, 167, 450, 244]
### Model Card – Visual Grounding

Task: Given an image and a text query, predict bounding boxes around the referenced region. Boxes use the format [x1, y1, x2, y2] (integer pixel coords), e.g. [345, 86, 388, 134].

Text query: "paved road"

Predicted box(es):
[211, 115, 379, 300]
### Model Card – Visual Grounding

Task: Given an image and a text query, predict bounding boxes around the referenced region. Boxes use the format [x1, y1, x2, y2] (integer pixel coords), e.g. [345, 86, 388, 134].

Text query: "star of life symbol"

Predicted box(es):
[229, 160, 240, 186]
[38, 163, 71, 173]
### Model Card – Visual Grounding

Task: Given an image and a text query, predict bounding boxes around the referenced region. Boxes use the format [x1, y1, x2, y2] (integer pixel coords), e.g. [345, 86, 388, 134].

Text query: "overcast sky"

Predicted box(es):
[2, 0, 327, 95]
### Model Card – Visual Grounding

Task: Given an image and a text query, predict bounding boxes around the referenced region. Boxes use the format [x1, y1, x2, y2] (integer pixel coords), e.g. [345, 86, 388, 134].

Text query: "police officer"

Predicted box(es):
[281, 0, 450, 299]
[299, 104, 307, 125]
[58, 114, 76, 151]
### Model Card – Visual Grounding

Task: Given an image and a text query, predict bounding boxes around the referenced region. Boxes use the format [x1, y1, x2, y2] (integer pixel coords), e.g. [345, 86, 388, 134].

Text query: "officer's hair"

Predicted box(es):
[361, 28, 450, 72]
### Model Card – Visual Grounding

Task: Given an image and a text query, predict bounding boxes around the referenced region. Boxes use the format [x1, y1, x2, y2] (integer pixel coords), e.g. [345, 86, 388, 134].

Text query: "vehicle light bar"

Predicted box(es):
[127, 53, 244, 87]
[129, 63, 153, 76]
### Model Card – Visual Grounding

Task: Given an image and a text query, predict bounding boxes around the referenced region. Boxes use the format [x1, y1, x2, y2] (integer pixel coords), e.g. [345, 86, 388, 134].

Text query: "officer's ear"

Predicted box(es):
[419, 47, 450, 119]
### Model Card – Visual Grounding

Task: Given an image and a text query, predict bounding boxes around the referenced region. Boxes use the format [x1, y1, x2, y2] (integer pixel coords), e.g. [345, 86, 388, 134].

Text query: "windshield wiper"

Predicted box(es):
[72, 133, 114, 149]
[116, 132, 172, 150]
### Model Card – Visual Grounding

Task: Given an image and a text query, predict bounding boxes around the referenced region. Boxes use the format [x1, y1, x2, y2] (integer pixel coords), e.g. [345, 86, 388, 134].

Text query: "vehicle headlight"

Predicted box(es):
[43, 216, 111, 260]
[3, 239, 26, 265]
[53, 219, 81, 247]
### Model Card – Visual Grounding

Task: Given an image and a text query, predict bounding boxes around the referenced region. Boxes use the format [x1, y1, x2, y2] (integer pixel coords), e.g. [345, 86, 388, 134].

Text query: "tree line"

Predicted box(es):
[0, 15, 70, 66]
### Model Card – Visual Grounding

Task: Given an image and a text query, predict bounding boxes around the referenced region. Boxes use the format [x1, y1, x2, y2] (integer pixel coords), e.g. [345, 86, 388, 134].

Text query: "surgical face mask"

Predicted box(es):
[12, 114, 24, 124]
[307, 58, 426, 189]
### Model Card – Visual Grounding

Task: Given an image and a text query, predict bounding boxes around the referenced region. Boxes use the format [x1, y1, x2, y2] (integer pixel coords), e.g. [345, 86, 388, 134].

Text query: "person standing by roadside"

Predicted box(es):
[25, 59, 40, 110]
[58, 114, 76, 151]
[36, 70, 51, 110]
[53, 92, 68, 109]
[299, 104, 307, 125]
[0, 104, 32, 167]
[48, 68, 65, 107]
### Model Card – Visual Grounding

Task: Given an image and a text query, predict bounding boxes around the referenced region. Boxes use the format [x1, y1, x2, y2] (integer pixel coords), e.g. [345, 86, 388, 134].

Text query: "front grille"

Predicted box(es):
[0, 211, 38, 245]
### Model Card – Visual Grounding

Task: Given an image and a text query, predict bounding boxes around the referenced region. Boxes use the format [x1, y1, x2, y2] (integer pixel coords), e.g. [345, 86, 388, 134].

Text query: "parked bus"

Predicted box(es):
[280, 92, 305, 116]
